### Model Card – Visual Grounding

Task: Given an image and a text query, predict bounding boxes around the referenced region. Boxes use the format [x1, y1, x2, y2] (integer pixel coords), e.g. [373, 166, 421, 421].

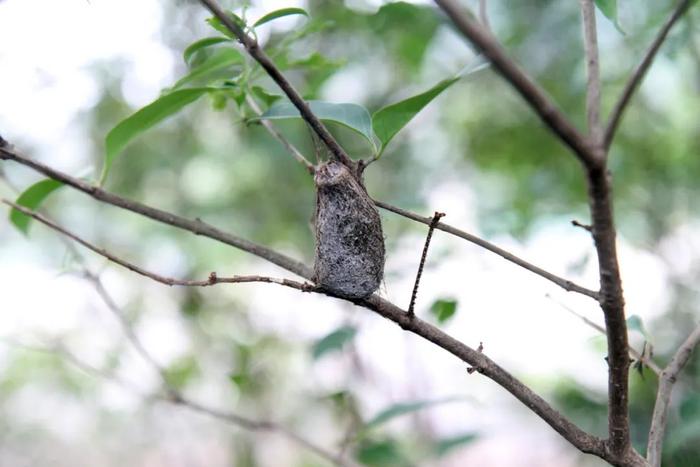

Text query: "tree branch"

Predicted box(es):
[0, 146, 312, 279]
[580, 0, 603, 145]
[4, 199, 312, 292]
[603, 0, 694, 150]
[433, 0, 599, 167]
[376, 201, 600, 300]
[647, 324, 700, 467]
[587, 166, 632, 459]
[0, 147, 606, 460]
[246, 94, 316, 174]
[197, 0, 355, 170]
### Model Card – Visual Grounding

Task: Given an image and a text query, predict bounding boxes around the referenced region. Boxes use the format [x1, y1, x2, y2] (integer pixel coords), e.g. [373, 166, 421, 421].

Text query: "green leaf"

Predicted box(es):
[312, 325, 357, 360]
[9, 179, 64, 234]
[251, 86, 282, 106]
[102, 87, 214, 184]
[627, 315, 651, 341]
[429, 299, 458, 324]
[257, 100, 375, 149]
[253, 7, 308, 28]
[206, 11, 246, 38]
[594, 0, 624, 33]
[433, 433, 478, 457]
[356, 439, 406, 467]
[183, 36, 232, 65]
[174, 48, 242, 89]
[372, 77, 458, 155]
[364, 397, 463, 430]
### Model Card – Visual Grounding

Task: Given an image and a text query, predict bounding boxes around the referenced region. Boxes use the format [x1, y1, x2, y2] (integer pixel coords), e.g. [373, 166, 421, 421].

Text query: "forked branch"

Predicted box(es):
[647, 325, 700, 466]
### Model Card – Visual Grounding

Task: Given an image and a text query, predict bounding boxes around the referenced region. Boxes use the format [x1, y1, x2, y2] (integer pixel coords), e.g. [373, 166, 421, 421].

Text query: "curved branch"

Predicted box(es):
[604, 0, 694, 150]
[433, 0, 598, 167]
[647, 324, 700, 466]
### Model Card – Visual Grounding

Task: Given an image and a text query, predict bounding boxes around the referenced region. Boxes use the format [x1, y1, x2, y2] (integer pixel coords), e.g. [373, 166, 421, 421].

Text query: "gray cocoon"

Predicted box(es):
[313, 161, 385, 299]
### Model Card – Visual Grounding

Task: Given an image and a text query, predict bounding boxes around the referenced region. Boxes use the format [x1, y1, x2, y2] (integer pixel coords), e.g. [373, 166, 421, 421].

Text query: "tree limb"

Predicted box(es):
[603, 0, 694, 150]
[376, 201, 600, 300]
[197, 0, 355, 170]
[0, 147, 607, 460]
[647, 324, 700, 467]
[433, 0, 599, 167]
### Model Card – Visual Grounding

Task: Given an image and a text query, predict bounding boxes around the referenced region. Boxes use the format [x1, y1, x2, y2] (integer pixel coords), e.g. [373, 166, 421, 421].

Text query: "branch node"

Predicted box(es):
[571, 219, 593, 232]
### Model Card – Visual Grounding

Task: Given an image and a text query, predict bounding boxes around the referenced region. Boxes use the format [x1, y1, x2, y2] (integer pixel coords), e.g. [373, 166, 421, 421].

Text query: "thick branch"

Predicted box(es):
[197, 0, 355, 170]
[580, 0, 603, 144]
[647, 325, 700, 466]
[587, 166, 630, 458]
[604, 0, 694, 149]
[433, 0, 598, 167]
[1, 148, 605, 459]
[376, 201, 600, 300]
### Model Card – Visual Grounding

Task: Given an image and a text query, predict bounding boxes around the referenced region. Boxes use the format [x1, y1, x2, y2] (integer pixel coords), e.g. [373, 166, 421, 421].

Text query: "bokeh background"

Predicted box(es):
[0, 0, 699, 466]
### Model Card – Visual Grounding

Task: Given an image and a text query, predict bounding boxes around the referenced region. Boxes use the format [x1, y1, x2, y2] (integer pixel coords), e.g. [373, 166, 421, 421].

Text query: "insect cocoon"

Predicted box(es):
[313, 161, 385, 299]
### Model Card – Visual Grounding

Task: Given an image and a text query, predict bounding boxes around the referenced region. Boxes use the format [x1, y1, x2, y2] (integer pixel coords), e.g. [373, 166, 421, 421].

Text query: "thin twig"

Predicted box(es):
[580, 0, 603, 145]
[197, 0, 355, 171]
[647, 324, 700, 467]
[546, 294, 661, 376]
[376, 200, 600, 300]
[0, 148, 606, 458]
[245, 94, 316, 174]
[408, 212, 445, 316]
[604, 0, 694, 149]
[3, 199, 312, 292]
[433, 0, 598, 167]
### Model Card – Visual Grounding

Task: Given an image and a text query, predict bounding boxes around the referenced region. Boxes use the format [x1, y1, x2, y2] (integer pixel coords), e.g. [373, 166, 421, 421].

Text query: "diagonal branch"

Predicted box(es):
[1, 146, 606, 460]
[647, 324, 700, 467]
[0, 146, 312, 279]
[433, 0, 599, 167]
[4, 199, 310, 291]
[376, 201, 600, 300]
[604, 0, 694, 150]
[580, 0, 603, 145]
[197, 0, 355, 170]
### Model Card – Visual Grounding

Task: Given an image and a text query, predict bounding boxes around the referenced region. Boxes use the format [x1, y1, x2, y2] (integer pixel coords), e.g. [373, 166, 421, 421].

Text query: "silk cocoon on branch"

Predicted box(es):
[313, 161, 385, 299]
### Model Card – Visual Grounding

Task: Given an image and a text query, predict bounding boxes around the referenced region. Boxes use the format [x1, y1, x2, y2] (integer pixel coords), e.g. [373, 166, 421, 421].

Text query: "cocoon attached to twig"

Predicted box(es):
[313, 161, 385, 299]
